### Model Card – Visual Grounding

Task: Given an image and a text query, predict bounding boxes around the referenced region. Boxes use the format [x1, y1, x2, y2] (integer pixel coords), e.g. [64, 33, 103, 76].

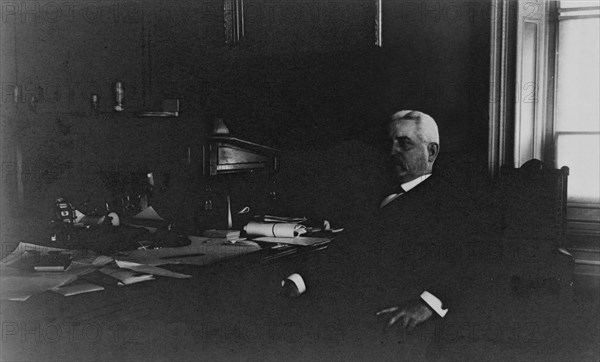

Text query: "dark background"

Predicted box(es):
[0, 0, 491, 221]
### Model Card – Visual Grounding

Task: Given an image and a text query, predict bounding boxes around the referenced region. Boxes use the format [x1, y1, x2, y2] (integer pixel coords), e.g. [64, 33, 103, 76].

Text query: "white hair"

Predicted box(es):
[390, 110, 439, 144]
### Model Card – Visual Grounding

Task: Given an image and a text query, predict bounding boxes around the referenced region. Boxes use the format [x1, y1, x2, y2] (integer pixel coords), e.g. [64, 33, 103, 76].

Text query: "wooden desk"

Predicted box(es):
[2, 234, 594, 361]
[118, 235, 332, 268]
[0, 238, 348, 361]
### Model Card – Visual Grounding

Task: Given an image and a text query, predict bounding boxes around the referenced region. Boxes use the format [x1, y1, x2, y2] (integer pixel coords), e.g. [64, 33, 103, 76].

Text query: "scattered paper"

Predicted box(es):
[1, 242, 70, 267]
[52, 282, 105, 296]
[99, 266, 155, 285]
[1, 242, 111, 301]
[114, 260, 191, 279]
[5, 250, 72, 272]
[1, 269, 82, 301]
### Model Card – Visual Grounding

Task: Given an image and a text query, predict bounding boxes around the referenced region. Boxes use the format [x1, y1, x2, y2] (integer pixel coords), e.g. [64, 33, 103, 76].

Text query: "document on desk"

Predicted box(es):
[52, 282, 105, 296]
[114, 260, 191, 279]
[122, 236, 261, 266]
[99, 266, 155, 285]
[252, 236, 332, 246]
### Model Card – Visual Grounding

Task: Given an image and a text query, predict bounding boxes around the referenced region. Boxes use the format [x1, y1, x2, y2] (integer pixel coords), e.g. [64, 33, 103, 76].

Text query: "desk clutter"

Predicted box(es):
[1, 196, 340, 302]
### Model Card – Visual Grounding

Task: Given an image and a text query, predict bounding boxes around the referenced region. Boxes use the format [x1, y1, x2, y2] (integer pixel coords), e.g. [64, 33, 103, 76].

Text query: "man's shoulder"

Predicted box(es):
[405, 174, 475, 211]
[408, 174, 449, 194]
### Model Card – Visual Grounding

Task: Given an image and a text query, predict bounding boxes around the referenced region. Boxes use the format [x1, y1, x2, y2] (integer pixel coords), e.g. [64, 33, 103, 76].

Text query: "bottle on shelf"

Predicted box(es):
[114, 82, 124, 112]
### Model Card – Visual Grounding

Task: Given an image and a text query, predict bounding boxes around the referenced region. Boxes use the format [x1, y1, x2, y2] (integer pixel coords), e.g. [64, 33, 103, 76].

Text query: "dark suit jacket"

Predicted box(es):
[373, 175, 476, 307]
[256, 173, 493, 359]
[295, 174, 484, 316]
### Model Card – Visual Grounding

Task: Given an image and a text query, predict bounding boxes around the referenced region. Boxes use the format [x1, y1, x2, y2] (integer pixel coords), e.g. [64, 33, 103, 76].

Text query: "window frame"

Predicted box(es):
[489, 0, 600, 243]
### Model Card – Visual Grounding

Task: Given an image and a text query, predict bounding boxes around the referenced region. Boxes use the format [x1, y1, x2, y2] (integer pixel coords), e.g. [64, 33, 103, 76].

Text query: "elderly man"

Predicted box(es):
[375, 110, 445, 330]
[282, 110, 473, 337]
[379, 110, 440, 206]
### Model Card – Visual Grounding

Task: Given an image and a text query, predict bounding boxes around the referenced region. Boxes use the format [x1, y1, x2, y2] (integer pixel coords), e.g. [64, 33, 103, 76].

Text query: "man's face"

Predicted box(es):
[388, 119, 432, 184]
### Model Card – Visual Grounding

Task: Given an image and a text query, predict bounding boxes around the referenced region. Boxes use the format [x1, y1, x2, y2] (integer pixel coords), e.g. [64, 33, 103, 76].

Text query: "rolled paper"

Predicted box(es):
[244, 221, 307, 238]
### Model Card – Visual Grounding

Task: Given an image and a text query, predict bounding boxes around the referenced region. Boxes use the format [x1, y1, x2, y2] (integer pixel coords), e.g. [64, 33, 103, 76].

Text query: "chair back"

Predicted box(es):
[499, 159, 569, 248]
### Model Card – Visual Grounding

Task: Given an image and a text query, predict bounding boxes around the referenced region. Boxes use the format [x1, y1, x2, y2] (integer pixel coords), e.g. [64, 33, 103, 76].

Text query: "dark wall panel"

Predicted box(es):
[380, 0, 491, 153]
[1, 0, 491, 215]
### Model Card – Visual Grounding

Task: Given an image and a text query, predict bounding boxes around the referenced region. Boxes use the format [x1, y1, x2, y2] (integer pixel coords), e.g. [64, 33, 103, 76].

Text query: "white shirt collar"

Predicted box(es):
[379, 173, 432, 209]
[400, 173, 432, 193]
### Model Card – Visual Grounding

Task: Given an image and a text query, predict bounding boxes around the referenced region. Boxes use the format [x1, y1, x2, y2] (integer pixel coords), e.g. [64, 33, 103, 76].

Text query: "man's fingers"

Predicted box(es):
[385, 311, 405, 330]
[379, 302, 434, 334]
[401, 314, 411, 328]
[407, 317, 420, 331]
[376, 306, 399, 316]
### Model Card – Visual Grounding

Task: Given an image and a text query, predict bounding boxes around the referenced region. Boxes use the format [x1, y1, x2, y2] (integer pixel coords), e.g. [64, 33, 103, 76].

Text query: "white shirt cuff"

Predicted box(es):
[420, 291, 448, 317]
[282, 273, 306, 294]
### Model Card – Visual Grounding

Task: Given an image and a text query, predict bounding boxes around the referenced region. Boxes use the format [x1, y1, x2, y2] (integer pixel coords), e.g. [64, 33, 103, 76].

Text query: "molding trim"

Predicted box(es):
[488, 0, 511, 177]
[224, 0, 245, 45]
[375, 0, 383, 47]
[513, 0, 551, 168]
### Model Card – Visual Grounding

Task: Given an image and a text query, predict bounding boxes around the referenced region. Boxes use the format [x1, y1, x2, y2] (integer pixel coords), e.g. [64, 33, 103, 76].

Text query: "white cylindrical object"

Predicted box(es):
[244, 221, 306, 237]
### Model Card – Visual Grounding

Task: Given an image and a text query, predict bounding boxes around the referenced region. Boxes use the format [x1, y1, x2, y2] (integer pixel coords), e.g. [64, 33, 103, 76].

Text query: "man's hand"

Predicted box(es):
[376, 300, 434, 331]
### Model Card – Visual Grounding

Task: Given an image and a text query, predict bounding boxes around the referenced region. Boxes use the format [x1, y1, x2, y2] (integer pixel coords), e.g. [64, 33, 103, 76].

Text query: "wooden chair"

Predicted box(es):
[500, 159, 569, 246]
[499, 159, 574, 298]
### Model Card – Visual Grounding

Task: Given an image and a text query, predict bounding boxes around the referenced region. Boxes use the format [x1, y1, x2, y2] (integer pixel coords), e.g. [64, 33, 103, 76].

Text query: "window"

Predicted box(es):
[554, 1, 600, 204]
[490, 0, 600, 241]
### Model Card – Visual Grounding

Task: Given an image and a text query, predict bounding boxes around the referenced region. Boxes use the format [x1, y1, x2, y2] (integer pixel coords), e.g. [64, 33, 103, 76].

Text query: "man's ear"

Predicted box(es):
[427, 142, 439, 162]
